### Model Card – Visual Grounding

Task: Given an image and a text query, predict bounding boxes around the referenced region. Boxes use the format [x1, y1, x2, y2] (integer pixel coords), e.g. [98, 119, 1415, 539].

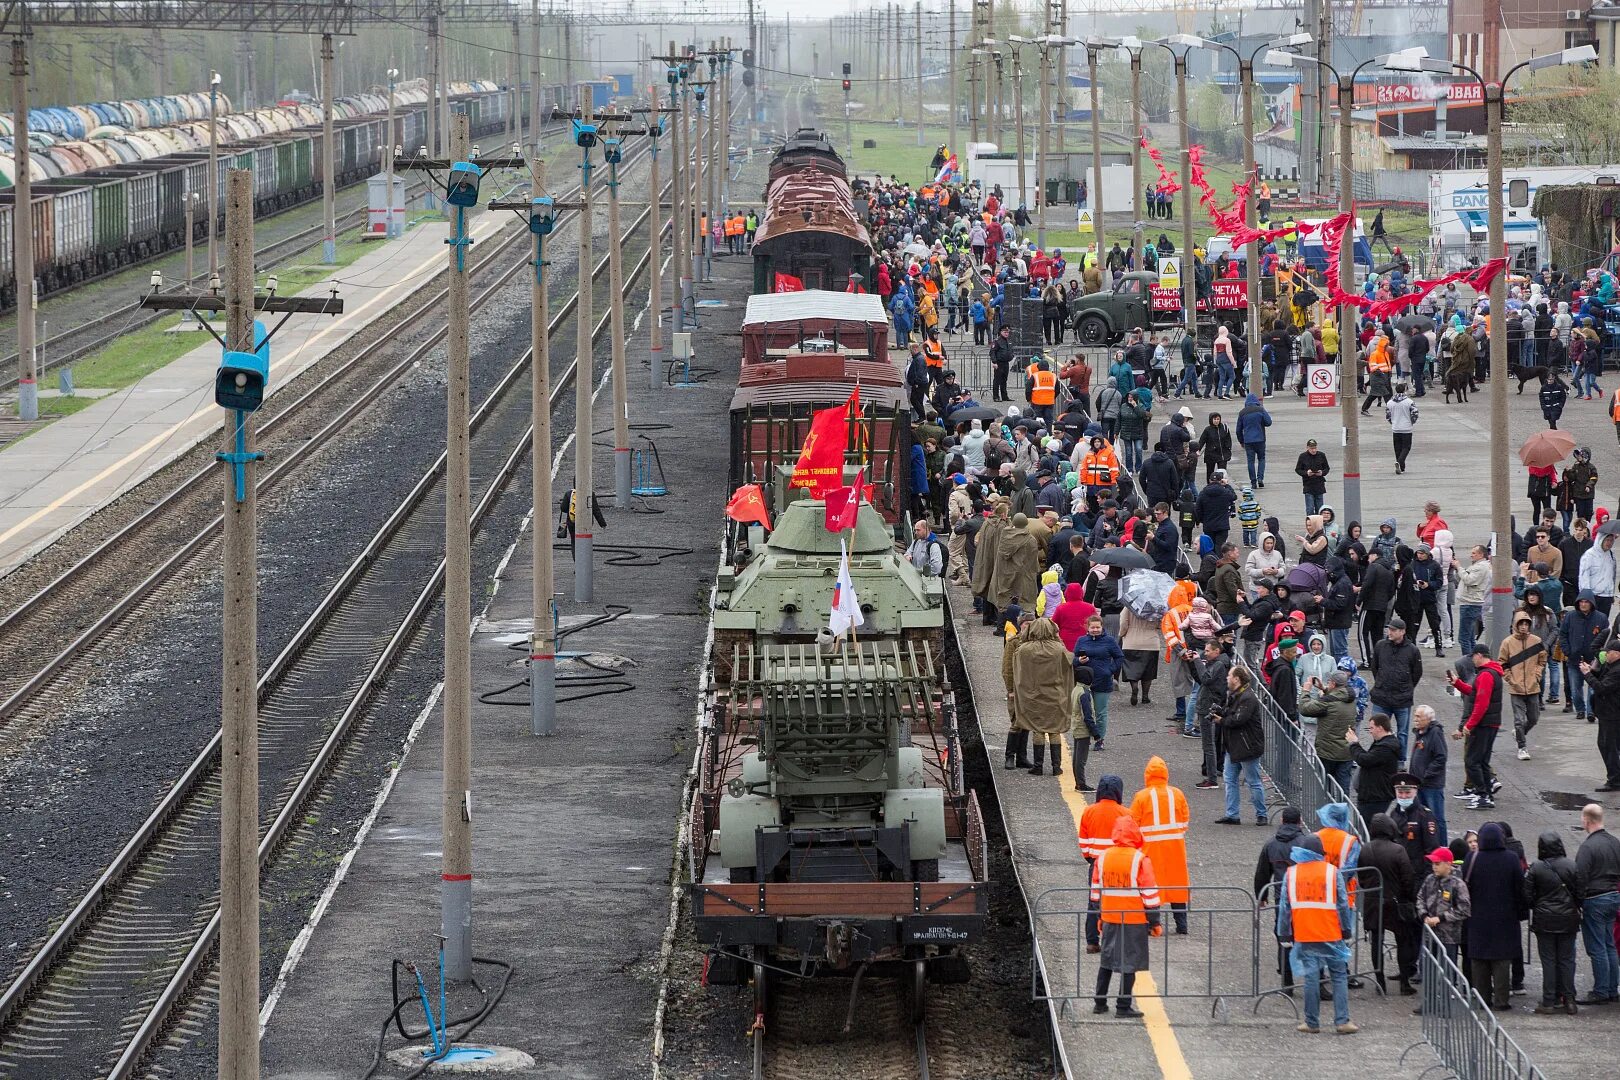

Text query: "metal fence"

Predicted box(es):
[1406, 930, 1549, 1080]
[1239, 660, 1550, 1080]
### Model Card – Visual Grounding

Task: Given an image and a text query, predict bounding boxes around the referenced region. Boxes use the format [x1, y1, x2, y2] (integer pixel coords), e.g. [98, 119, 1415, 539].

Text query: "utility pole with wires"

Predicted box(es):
[692, 70, 711, 288]
[915, 2, 923, 147]
[656, 46, 690, 333]
[12, 37, 36, 422]
[490, 161, 558, 734]
[637, 87, 674, 392]
[321, 34, 337, 262]
[603, 122, 640, 509]
[396, 118, 523, 979]
[139, 171, 343, 1079]
[566, 90, 601, 602]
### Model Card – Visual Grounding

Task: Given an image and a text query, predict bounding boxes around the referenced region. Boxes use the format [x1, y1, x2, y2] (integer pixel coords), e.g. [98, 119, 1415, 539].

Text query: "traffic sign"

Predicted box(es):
[1158, 256, 1180, 291]
[1076, 208, 1094, 233]
[1306, 362, 1337, 407]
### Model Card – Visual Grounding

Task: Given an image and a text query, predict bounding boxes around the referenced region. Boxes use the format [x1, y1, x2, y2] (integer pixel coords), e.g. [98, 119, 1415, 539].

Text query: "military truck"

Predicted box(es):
[1069, 270, 1169, 344]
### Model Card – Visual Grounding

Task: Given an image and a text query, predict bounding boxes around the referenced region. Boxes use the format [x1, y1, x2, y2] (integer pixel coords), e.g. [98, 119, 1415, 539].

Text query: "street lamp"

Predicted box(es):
[1007, 36, 1033, 230]
[979, 38, 1001, 149]
[1381, 43, 1595, 647]
[1082, 35, 1118, 283]
[1017, 34, 1076, 251]
[1116, 36, 1146, 270]
[1149, 37, 1198, 355]
[385, 67, 400, 238]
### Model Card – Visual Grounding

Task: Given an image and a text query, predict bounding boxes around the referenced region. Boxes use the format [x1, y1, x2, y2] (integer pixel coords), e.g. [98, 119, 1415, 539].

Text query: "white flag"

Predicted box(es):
[828, 540, 865, 638]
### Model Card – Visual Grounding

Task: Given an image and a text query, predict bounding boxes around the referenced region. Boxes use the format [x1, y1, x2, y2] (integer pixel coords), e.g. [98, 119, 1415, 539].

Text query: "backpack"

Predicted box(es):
[930, 539, 949, 579]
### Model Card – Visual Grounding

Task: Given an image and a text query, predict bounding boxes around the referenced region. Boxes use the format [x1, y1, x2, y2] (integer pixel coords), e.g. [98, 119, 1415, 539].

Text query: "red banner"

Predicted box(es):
[789, 387, 859, 497]
[773, 272, 805, 293]
[725, 484, 772, 530]
[822, 466, 867, 532]
[1141, 133, 1182, 196]
[1152, 280, 1249, 312]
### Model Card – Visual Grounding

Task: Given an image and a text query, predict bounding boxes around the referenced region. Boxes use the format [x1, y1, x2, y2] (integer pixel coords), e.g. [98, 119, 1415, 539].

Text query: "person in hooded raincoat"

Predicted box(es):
[1092, 815, 1162, 1017]
[992, 512, 1042, 618]
[1130, 756, 1192, 934]
[1014, 617, 1075, 777]
[971, 501, 1009, 625]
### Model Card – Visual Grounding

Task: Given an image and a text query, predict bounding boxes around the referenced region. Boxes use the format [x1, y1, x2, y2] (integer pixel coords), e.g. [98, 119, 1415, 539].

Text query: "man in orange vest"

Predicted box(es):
[1077, 774, 1132, 954]
[1025, 358, 1059, 428]
[1091, 816, 1161, 1017]
[1609, 384, 1620, 447]
[1079, 432, 1120, 496]
[1314, 801, 1366, 990]
[1130, 756, 1191, 934]
[1277, 834, 1358, 1034]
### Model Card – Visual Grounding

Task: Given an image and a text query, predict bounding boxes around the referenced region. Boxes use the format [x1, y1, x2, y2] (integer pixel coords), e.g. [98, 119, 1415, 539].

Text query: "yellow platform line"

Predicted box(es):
[1054, 756, 1193, 1080]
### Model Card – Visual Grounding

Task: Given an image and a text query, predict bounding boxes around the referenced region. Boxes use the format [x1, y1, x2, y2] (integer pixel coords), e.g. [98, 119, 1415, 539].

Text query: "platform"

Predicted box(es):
[0, 207, 519, 578]
[256, 253, 748, 1078]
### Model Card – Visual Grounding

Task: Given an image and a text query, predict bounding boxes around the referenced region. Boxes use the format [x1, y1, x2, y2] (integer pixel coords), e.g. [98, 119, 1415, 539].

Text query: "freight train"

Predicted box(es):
[0, 80, 544, 311]
[750, 128, 873, 293]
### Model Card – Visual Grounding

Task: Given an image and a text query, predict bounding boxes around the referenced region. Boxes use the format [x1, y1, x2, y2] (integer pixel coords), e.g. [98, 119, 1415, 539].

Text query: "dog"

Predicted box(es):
[1443, 367, 1471, 403]
[1511, 363, 1549, 393]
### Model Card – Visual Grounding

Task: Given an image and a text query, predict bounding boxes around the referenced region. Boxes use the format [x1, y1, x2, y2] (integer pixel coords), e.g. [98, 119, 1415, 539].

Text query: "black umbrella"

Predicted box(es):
[1091, 546, 1154, 569]
[1596, 519, 1620, 538]
[946, 404, 1001, 424]
[1395, 314, 1435, 333]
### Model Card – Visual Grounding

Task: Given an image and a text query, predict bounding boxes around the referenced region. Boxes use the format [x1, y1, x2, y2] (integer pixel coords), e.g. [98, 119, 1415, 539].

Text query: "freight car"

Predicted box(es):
[689, 492, 988, 1061]
[729, 290, 909, 530]
[0, 83, 513, 311]
[750, 128, 872, 293]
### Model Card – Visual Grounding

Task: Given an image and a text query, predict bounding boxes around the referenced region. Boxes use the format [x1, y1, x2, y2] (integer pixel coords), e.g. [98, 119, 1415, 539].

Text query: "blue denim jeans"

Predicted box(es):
[1581, 890, 1620, 999]
[1388, 706, 1413, 761]
[1293, 943, 1352, 1028]
[1224, 756, 1266, 820]
[1185, 685, 1200, 734]
[1328, 628, 1350, 661]
[1579, 368, 1601, 397]
[1244, 443, 1266, 485]
[1218, 363, 1235, 396]
[1177, 366, 1200, 396]
[1304, 492, 1324, 516]
[1566, 660, 1590, 716]
[1520, 336, 1537, 367]
[1457, 604, 1482, 661]
[1418, 787, 1448, 846]
[1122, 438, 1145, 473]
[1545, 660, 1563, 700]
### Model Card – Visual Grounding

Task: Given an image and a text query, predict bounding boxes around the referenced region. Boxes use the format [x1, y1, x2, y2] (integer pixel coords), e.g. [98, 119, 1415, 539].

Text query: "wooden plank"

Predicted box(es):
[697, 882, 982, 918]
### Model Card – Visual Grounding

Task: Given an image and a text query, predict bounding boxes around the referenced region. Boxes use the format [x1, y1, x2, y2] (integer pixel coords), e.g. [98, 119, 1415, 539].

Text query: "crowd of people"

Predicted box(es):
[886, 157, 1620, 1035]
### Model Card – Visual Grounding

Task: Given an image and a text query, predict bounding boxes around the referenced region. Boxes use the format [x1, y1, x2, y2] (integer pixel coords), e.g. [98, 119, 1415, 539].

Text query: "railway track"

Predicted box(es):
[0, 137, 657, 737]
[0, 163, 670, 1079]
[760, 967, 935, 1080]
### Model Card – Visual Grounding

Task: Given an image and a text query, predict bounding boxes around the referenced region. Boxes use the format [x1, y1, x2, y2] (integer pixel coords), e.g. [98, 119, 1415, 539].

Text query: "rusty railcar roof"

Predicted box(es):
[750, 164, 873, 251]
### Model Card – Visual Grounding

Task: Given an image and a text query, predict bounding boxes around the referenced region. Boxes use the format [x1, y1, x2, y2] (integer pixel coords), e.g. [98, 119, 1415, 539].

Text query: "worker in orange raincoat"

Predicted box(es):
[1091, 815, 1161, 1017]
[1130, 756, 1191, 934]
[1079, 433, 1121, 495]
[1160, 579, 1198, 736]
[1077, 774, 1132, 954]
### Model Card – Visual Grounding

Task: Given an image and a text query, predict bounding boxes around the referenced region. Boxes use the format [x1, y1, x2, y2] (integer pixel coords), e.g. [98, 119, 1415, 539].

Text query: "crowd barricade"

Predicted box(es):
[1029, 885, 1283, 1018]
[1403, 927, 1549, 1080]
[1238, 659, 1550, 1080]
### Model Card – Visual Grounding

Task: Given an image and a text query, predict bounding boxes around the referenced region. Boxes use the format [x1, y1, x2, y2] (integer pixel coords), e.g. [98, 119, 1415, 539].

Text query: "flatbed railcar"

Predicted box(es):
[0, 86, 515, 311]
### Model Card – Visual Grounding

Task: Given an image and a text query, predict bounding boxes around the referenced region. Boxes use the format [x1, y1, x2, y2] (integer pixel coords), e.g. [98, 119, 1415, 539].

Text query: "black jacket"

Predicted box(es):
[1186, 651, 1232, 723]
[1524, 832, 1582, 934]
[1254, 820, 1306, 898]
[1370, 637, 1423, 710]
[1349, 733, 1402, 807]
[1219, 687, 1264, 762]
[1138, 451, 1182, 506]
[1577, 827, 1620, 897]
[1359, 559, 1397, 615]
[1294, 449, 1331, 495]
[1361, 815, 1417, 919]
[1195, 483, 1236, 533]
[1150, 518, 1181, 575]
[1589, 660, 1620, 726]
[1390, 801, 1443, 867]
[1197, 422, 1233, 465]
[1322, 569, 1355, 630]
[1407, 722, 1448, 790]
[1265, 653, 1299, 720]
[1462, 824, 1528, 961]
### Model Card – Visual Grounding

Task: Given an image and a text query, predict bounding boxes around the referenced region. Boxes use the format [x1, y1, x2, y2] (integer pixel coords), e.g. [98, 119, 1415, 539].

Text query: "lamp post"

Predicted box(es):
[1117, 37, 1145, 271]
[1381, 44, 1596, 647]
[385, 68, 400, 239]
[1083, 36, 1116, 279]
[1150, 37, 1197, 353]
[1205, 33, 1312, 395]
[1006, 38, 1030, 226]
[1014, 34, 1076, 252]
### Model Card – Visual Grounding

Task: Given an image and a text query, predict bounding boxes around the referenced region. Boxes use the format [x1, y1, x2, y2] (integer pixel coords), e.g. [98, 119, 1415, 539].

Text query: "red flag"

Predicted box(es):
[773, 272, 805, 293]
[789, 388, 860, 497]
[823, 466, 866, 532]
[724, 484, 772, 530]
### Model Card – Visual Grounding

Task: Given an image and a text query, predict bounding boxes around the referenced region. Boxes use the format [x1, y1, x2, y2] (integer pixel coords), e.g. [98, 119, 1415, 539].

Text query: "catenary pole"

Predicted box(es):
[609, 128, 630, 508]
[530, 158, 556, 735]
[441, 113, 475, 983]
[648, 82, 665, 391]
[322, 35, 337, 263]
[1129, 47, 1143, 272]
[209, 71, 221, 277]
[1337, 74, 1361, 528]
[1088, 44, 1105, 272]
[218, 167, 258, 1080]
[11, 39, 34, 422]
[948, 0, 958, 155]
[1037, 39, 1050, 250]
[1177, 53, 1195, 353]
[915, 2, 923, 147]
[574, 88, 597, 603]
[530, 1, 543, 156]
[1243, 59, 1263, 396]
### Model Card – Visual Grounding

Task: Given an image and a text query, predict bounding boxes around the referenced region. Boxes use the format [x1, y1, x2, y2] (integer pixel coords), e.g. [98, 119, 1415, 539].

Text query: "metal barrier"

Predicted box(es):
[1403, 928, 1549, 1080]
[1239, 658, 1367, 839]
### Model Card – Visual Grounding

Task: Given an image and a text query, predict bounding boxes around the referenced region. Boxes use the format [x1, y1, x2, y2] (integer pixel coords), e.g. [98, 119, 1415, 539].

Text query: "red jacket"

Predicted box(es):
[1051, 582, 1099, 651]
[1452, 659, 1504, 730]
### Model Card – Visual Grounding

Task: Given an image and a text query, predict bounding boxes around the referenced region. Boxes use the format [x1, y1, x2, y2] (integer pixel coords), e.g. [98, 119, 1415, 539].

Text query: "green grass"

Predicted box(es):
[37, 394, 97, 418]
[839, 121, 939, 182]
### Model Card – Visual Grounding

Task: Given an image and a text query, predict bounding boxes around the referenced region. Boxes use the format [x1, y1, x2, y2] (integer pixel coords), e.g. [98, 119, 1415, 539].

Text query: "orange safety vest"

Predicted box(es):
[1077, 799, 1131, 862]
[1609, 388, 1620, 423]
[1129, 783, 1190, 903]
[1092, 846, 1161, 925]
[923, 340, 946, 368]
[1080, 446, 1119, 487]
[1030, 370, 1057, 405]
[1160, 602, 1193, 662]
[1284, 860, 1343, 943]
[1317, 826, 1359, 905]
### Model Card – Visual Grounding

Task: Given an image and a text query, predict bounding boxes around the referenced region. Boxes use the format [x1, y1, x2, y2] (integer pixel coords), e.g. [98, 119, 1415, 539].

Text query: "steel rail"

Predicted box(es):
[0, 181, 665, 1047]
[0, 140, 656, 724]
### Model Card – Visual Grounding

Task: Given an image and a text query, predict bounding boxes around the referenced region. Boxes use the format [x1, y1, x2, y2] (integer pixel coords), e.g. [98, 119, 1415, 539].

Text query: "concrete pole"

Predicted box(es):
[1055, 0, 1068, 155]
[915, 2, 924, 147]
[1088, 46, 1105, 268]
[707, 66, 719, 280]
[563, 19, 575, 103]
[1012, 53, 1026, 225]
[428, 15, 441, 157]
[218, 167, 258, 1080]
[723, 41, 733, 214]
[1486, 82, 1511, 649]
[530, 158, 557, 737]
[609, 143, 630, 508]
[1177, 55, 1195, 348]
[439, 25, 452, 165]
[386, 72, 398, 239]
[1243, 60, 1263, 396]
[649, 83, 665, 391]
[12, 39, 35, 422]
[1037, 42, 1050, 250]
[681, 75, 696, 321]
[530, 0, 543, 156]
[1336, 76, 1361, 529]
[508, 19, 520, 152]
[671, 50, 687, 332]
[694, 70, 707, 289]
[441, 113, 474, 983]
[948, 0, 958, 154]
[209, 76, 220, 278]
[184, 194, 195, 287]
[1129, 50, 1144, 272]
[574, 89, 596, 603]
[322, 35, 337, 263]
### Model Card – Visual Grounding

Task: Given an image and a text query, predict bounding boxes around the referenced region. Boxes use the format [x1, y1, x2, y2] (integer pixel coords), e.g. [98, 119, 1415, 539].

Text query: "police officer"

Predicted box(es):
[1388, 772, 1442, 867]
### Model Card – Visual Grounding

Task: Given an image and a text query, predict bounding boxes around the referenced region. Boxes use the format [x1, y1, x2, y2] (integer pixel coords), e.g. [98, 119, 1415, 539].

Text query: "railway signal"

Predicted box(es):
[139, 170, 344, 1080]
[842, 62, 853, 153]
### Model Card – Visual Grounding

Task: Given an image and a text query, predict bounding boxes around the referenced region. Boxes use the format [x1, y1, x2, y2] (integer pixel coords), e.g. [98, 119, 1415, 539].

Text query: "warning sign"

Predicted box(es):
[1306, 363, 1337, 407]
[1077, 208, 1094, 233]
[1158, 257, 1180, 292]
